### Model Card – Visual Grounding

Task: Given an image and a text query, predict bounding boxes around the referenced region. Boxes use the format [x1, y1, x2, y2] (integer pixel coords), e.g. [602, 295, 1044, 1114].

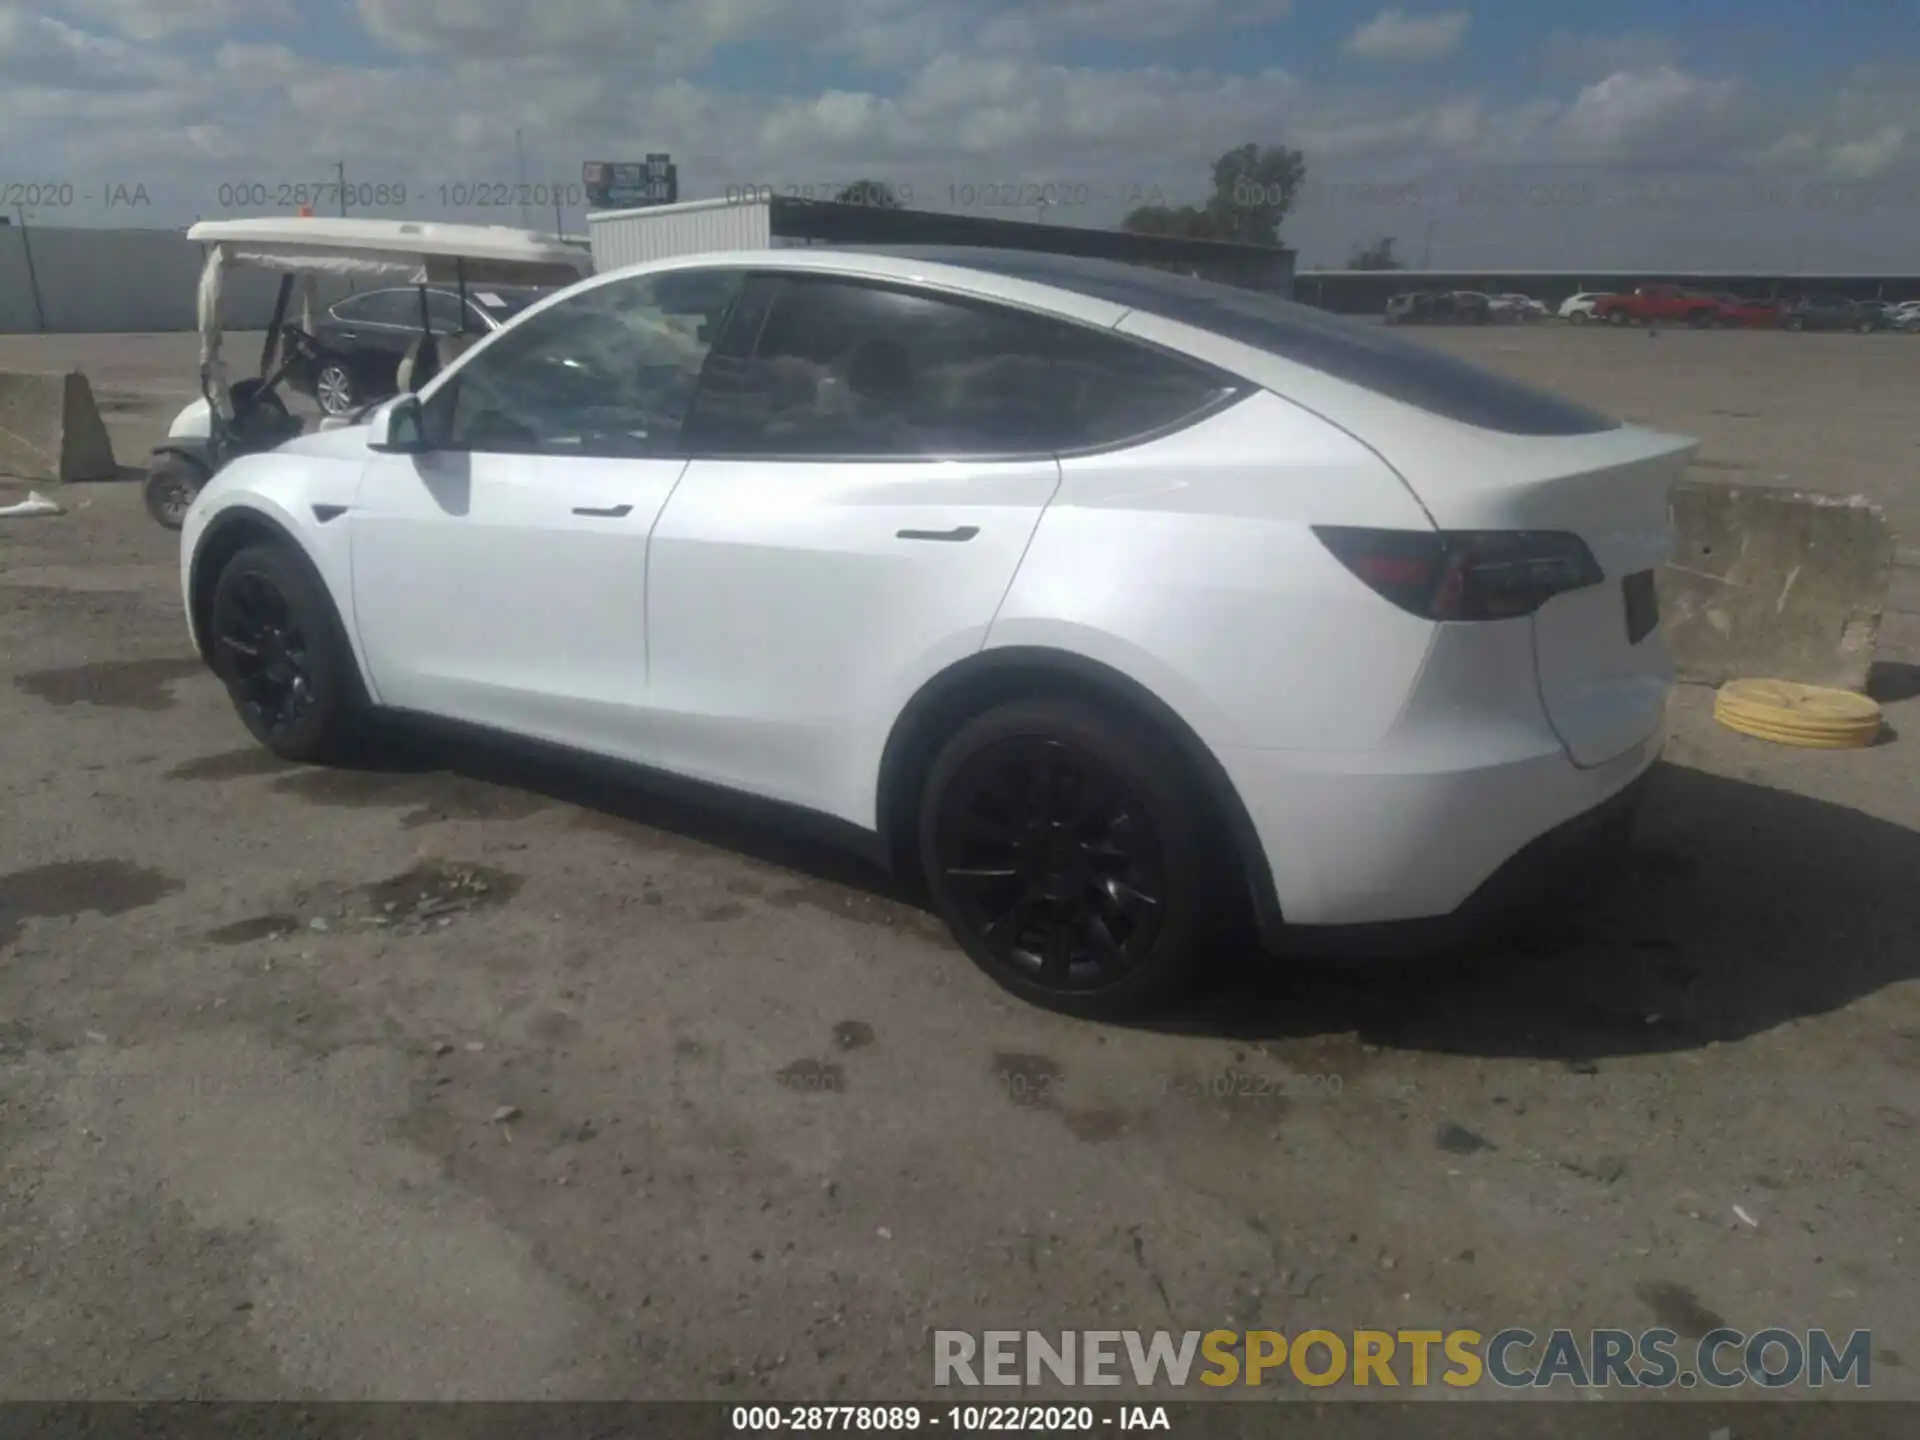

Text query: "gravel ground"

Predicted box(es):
[0, 325, 1915, 1409]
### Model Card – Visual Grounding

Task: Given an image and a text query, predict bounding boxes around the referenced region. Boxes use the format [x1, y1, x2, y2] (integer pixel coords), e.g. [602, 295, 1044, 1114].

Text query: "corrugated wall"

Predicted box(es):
[587, 199, 772, 271]
[0, 226, 364, 334]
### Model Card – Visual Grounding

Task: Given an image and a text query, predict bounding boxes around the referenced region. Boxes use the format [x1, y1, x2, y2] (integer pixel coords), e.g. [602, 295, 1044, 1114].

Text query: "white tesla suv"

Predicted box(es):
[180, 247, 1695, 1016]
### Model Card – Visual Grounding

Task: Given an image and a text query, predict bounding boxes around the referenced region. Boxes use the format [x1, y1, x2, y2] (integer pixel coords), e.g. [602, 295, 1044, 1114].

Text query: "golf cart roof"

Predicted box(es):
[186, 216, 592, 284]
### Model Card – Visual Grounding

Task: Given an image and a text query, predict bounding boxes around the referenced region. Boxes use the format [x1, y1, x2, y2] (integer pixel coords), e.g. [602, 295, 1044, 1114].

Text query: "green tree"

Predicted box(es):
[834, 179, 904, 208]
[1347, 235, 1404, 270]
[1122, 142, 1306, 245]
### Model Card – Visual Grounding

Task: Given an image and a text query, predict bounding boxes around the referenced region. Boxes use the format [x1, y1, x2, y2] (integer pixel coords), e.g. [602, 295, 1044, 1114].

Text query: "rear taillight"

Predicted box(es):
[1313, 526, 1605, 621]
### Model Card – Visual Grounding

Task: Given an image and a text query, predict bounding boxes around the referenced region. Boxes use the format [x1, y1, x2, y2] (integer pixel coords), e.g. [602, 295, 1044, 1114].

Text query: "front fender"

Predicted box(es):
[182, 457, 377, 705]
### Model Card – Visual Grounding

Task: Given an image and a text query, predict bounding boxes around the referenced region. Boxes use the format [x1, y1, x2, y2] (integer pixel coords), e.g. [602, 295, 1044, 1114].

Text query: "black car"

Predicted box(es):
[1780, 295, 1882, 333]
[1382, 290, 1491, 325]
[293, 285, 553, 415]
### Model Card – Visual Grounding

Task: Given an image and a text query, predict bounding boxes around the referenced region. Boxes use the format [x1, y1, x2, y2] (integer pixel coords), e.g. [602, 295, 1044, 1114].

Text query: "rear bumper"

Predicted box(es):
[1221, 724, 1661, 931]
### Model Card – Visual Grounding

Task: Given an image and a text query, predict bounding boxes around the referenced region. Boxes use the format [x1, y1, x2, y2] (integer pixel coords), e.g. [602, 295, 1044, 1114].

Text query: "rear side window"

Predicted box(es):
[902, 249, 1620, 437]
[684, 274, 1240, 459]
[336, 289, 420, 327]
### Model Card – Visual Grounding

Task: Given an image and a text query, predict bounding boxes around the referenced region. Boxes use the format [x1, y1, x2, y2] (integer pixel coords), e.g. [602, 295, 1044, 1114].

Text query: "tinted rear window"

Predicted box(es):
[871, 247, 1620, 437]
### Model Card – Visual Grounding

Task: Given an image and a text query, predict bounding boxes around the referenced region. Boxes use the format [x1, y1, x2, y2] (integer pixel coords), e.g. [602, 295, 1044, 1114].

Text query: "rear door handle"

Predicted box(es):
[573, 503, 634, 518]
[897, 526, 978, 542]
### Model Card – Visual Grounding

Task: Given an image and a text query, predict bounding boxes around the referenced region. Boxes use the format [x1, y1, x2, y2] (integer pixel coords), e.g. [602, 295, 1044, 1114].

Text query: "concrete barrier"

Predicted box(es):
[0, 371, 119, 482]
[1658, 480, 1895, 692]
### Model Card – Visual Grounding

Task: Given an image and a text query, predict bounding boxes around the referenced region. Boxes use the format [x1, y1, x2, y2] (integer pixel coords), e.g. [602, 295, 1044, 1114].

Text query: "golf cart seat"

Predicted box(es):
[395, 333, 442, 393]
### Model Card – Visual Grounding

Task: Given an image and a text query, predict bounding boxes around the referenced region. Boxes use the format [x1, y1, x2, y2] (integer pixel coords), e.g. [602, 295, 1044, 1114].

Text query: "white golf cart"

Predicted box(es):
[144, 216, 592, 529]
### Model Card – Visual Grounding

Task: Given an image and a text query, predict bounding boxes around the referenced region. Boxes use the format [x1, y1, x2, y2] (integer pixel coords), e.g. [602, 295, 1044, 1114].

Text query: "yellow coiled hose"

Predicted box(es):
[1713, 678, 1885, 748]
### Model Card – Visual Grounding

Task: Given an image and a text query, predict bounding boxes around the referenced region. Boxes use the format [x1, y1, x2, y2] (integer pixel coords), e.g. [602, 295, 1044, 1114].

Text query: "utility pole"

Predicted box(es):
[15, 204, 47, 333]
[336, 160, 348, 216]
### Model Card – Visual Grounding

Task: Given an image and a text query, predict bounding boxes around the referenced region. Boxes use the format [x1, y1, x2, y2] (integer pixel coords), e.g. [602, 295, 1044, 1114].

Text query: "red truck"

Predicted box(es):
[1591, 284, 1724, 328]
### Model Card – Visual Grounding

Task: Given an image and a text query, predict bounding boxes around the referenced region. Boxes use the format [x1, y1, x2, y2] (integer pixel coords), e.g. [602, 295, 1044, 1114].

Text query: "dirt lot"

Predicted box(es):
[0, 325, 1916, 1408]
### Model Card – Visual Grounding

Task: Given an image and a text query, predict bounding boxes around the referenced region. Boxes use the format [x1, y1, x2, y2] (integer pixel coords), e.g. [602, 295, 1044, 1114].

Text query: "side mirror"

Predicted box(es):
[369, 395, 429, 454]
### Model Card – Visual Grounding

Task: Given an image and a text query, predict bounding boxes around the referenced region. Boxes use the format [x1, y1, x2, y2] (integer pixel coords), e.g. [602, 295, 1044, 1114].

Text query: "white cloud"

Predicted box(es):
[1344, 9, 1468, 64]
[1553, 65, 1744, 161]
[59, 0, 294, 41]
[1828, 126, 1906, 180]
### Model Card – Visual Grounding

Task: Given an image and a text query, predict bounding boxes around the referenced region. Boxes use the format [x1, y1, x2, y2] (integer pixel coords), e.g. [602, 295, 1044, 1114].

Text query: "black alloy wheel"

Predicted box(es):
[315, 361, 357, 416]
[208, 544, 359, 761]
[920, 700, 1209, 1017]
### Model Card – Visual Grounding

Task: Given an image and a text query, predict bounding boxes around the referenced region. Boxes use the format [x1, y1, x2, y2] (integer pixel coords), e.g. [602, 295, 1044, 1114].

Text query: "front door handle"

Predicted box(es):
[573, 504, 634, 518]
[897, 526, 978, 543]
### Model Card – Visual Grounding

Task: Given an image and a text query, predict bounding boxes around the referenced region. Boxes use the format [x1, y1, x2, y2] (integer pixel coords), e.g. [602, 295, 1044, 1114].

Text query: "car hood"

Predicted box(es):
[274, 421, 376, 461]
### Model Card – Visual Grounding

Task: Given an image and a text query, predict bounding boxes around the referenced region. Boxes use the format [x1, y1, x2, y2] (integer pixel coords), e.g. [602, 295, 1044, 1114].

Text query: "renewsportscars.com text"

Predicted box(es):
[933, 1328, 1875, 1390]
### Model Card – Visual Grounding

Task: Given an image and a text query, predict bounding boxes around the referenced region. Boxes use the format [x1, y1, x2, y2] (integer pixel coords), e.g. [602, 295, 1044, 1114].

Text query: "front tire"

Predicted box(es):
[1567, 310, 1588, 326]
[144, 454, 209, 531]
[207, 543, 361, 763]
[314, 361, 357, 417]
[1608, 310, 1627, 326]
[918, 699, 1213, 1018]
[1787, 315, 1806, 332]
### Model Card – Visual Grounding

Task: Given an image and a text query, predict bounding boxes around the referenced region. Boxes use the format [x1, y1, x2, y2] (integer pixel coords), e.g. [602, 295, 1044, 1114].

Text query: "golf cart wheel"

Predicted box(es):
[314, 361, 357, 416]
[144, 454, 209, 530]
[917, 698, 1213, 1019]
[207, 543, 362, 763]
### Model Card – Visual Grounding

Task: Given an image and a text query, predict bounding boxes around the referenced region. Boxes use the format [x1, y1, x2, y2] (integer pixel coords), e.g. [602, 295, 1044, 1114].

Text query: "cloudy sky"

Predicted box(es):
[5, 0, 1919, 271]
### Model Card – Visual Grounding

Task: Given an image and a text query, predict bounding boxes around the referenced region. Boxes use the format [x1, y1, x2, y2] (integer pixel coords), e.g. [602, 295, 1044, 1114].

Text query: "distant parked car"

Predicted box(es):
[1494, 293, 1549, 322]
[1558, 292, 1613, 325]
[1383, 291, 1491, 325]
[1591, 284, 1723, 328]
[1780, 295, 1882, 333]
[1891, 300, 1920, 333]
[1703, 293, 1783, 329]
[293, 284, 556, 416]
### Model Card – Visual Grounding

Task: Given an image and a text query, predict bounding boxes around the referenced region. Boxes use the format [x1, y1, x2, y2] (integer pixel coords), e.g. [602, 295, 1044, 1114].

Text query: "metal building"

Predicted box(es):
[587, 195, 1296, 294]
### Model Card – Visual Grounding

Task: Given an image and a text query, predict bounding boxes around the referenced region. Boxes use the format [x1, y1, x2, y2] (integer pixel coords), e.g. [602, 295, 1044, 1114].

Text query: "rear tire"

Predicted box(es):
[144, 454, 208, 530]
[206, 543, 363, 763]
[1567, 310, 1588, 326]
[917, 699, 1214, 1019]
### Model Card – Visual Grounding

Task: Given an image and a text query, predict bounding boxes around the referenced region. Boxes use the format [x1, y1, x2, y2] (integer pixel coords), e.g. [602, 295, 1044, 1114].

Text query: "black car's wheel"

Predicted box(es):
[1787, 315, 1806, 332]
[313, 361, 357, 417]
[207, 543, 361, 762]
[1856, 318, 1876, 334]
[918, 699, 1212, 1018]
[143, 454, 209, 530]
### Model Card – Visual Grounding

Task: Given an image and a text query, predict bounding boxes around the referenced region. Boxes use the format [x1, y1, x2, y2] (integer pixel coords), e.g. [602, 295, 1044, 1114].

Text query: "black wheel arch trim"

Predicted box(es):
[187, 506, 374, 713]
[876, 646, 1284, 945]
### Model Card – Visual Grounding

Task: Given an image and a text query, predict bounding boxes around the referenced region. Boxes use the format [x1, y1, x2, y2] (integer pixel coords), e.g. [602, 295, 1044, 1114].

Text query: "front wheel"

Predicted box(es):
[1787, 315, 1806, 332]
[207, 543, 362, 763]
[918, 699, 1213, 1018]
[1567, 310, 1588, 326]
[1857, 319, 1877, 334]
[314, 361, 357, 417]
[144, 454, 209, 530]
[1608, 310, 1627, 326]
